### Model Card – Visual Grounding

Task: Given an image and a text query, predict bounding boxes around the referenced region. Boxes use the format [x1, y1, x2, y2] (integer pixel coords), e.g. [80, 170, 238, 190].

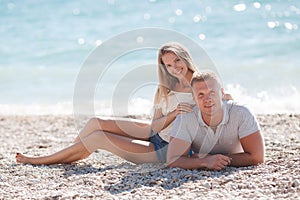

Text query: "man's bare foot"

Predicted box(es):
[16, 153, 30, 164]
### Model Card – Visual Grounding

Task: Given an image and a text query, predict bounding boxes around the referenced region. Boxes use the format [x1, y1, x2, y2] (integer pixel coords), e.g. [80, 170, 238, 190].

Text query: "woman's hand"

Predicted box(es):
[173, 103, 194, 116]
[151, 103, 194, 133]
[223, 93, 233, 101]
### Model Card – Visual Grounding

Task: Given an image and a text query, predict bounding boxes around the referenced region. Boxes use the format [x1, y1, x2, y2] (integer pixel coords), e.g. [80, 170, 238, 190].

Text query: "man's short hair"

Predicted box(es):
[190, 70, 222, 88]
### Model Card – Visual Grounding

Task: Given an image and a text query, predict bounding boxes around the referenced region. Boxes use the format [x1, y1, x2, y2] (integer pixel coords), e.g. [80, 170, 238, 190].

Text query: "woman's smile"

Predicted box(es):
[161, 52, 188, 78]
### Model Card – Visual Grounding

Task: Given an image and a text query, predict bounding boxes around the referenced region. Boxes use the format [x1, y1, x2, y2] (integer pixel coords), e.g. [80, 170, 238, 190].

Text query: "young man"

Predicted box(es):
[167, 71, 264, 170]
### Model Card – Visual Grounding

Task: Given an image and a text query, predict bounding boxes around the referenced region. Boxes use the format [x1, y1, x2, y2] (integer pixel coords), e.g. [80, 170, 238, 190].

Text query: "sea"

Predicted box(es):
[1, 0, 299, 116]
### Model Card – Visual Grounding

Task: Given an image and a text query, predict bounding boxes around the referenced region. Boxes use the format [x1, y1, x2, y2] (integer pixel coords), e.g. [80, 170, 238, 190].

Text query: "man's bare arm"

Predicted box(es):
[228, 131, 265, 167]
[167, 137, 231, 170]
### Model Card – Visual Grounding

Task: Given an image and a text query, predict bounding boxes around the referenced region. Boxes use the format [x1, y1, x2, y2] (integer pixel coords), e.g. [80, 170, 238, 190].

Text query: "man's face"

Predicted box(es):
[192, 79, 224, 117]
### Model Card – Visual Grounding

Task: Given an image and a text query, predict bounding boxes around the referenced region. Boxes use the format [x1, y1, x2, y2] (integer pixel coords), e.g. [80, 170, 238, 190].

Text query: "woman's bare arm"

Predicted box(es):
[151, 103, 193, 133]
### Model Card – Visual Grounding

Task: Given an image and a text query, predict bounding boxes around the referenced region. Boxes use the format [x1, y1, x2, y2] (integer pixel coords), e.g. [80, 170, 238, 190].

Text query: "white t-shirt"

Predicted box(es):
[155, 91, 195, 142]
[171, 101, 260, 154]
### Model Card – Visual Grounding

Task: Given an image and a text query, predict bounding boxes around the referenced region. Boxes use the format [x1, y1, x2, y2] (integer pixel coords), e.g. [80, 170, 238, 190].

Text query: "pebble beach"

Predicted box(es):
[0, 114, 299, 199]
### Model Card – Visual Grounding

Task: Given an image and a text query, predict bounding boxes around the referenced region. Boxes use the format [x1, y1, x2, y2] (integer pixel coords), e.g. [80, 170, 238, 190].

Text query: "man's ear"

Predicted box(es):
[191, 86, 196, 102]
[221, 88, 225, 97]
[192, 93, 196, 102]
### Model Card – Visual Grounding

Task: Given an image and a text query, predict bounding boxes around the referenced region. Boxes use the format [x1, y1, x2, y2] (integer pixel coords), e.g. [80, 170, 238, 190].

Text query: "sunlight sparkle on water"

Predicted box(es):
[95, 40, 102, 46]
[198, 34, 206, 40]
[267, 21, 279, 29]
[290, 5, 300, 15]
[77, 38, 85, 45]
[193, 15, 201, 23]
[284, 22, 298, 31]
[175, 9, 183, 16]
[284, 22, 293, 30]
[253, 2, 261, 9]
[233, 3, 247, 12]
[265, 4, 272, 11]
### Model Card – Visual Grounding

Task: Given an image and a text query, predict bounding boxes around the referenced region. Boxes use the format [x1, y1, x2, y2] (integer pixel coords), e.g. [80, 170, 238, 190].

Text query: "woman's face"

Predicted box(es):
[161, 52, 188, 79]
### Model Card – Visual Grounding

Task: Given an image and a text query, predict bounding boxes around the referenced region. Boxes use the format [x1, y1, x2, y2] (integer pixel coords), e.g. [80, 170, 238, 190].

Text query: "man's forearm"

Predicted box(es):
[167, 154, 231, 170]
[167, 156, 207, 169]
[228, 152, 264, 167]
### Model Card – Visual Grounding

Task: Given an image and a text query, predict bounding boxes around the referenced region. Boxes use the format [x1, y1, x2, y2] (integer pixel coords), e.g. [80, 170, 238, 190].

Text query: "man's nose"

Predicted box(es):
[204, 94, 212, 101]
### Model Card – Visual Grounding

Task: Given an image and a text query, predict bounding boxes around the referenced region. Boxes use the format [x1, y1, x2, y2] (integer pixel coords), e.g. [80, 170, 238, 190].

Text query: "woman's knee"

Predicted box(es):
[87, 117, 104, 130]
[80, 131, 106, 153]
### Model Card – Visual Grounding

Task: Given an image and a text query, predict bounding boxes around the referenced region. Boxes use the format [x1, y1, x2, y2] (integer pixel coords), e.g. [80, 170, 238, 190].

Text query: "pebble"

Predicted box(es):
[1, 114, 299, 199]
[292, 179, 300, 187]
[203, 182, 211, 189]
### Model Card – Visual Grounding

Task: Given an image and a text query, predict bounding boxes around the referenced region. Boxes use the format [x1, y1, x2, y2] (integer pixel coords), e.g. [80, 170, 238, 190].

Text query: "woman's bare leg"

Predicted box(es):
[74, 118, 151, 143]
[16, 130, 158, 165]
[16, 142, 90, 165]
[81, 130, 158, 164]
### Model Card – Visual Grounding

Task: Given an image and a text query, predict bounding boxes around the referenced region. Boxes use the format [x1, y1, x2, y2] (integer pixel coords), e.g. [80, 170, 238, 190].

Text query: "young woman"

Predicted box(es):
[15, 42, 198, 165]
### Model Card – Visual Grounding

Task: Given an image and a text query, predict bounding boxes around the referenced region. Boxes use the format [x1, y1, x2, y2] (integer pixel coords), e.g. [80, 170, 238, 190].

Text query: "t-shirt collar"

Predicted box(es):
[196, 100, 229, 127]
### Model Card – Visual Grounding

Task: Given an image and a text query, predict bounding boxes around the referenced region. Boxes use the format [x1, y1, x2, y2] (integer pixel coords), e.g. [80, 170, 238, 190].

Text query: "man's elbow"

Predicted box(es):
[255, 156, 264, 164]
[166, 162, 173, 168]
[166, 159, 175, 168]
[166, 156, 180, 168]
[251, 153, 265, 165]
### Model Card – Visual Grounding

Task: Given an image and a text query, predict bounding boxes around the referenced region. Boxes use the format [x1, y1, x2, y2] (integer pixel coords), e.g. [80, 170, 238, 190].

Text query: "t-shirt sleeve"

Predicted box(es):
[238, 106, 260, 139]
[170, 114, 194, 143]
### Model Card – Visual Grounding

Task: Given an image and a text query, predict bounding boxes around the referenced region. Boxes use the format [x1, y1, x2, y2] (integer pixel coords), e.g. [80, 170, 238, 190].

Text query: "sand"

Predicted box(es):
[0, 114, 299, 199]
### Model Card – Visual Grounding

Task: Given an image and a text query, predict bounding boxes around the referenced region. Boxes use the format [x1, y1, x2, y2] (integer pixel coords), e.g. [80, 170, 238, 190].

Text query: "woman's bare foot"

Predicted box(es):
[16, 153, 31, 164]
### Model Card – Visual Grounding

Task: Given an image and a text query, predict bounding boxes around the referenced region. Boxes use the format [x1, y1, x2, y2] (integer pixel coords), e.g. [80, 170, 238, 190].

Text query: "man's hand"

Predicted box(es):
[193, 154, 232, 170]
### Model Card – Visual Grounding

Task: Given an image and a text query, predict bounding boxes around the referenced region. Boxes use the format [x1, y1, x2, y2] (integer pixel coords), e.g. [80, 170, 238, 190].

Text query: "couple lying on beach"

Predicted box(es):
[16, 42, 265, 170]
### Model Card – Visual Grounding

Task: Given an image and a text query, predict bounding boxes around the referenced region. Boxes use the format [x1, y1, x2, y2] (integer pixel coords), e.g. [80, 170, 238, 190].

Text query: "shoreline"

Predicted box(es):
[0, 114, 299, 199]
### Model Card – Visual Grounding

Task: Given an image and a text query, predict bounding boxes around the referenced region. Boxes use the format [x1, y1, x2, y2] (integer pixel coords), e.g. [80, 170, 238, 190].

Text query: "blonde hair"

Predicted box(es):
[190, 70, 222, 88]
[153, 42, 197, 105]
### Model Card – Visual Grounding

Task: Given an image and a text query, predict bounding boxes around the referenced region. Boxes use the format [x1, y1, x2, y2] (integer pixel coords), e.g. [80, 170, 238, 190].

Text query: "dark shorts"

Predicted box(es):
[149, 131, 168, 163]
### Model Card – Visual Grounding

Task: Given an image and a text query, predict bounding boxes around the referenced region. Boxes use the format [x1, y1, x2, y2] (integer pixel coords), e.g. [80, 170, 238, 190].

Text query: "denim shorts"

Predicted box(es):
[149, 131, 168, 163]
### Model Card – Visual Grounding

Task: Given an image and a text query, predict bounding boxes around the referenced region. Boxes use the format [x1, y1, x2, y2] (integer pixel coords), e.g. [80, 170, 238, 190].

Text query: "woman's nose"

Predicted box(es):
[173, 64, 179, 69]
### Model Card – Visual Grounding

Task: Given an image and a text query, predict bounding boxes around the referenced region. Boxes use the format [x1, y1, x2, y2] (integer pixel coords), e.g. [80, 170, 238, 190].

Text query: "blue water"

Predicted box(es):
[1, 0, 299, 115]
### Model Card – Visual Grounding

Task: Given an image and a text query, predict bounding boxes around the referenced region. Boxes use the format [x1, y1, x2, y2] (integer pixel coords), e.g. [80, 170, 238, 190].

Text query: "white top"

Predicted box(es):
[155, 91, 195, 142]
[171, 101, 260, 154]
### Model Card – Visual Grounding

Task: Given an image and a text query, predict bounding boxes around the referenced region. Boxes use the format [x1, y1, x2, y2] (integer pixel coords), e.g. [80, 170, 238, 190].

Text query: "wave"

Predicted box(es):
[225, 84, 300, 114]
[0, 85, 299, 115]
